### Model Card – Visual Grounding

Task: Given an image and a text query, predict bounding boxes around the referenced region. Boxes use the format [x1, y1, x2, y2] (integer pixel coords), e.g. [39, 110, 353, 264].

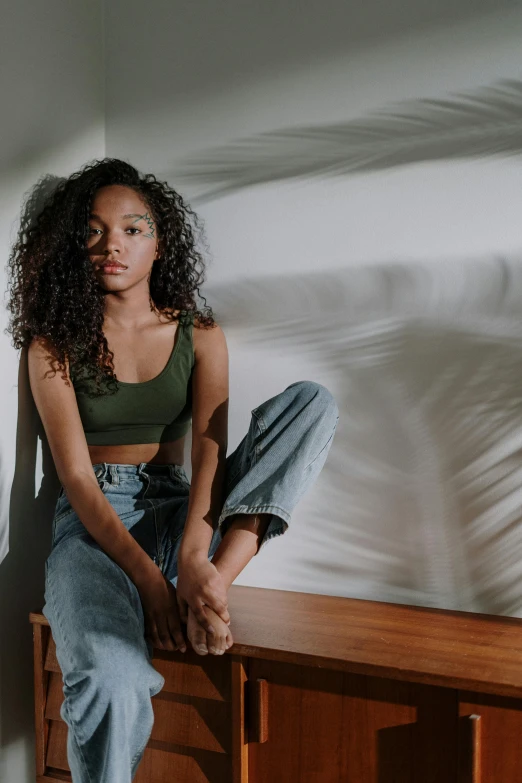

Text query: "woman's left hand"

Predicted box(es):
[176, 551, 231, 632]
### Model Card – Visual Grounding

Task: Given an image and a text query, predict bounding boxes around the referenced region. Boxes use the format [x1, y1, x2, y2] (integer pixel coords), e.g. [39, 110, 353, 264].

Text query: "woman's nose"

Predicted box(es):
[103, 232, 124, 253]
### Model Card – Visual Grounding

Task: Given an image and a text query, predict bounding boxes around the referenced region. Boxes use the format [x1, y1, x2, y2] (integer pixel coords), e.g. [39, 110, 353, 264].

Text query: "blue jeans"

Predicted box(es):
[43, 380, 339, 782]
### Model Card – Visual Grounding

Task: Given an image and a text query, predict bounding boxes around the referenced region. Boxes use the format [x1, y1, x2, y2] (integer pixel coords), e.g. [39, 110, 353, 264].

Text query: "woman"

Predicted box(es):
[6, 158, 339, 782]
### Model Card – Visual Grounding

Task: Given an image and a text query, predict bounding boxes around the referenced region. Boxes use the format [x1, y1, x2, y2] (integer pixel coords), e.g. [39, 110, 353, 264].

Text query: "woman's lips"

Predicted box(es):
[99, 264, 127, 274]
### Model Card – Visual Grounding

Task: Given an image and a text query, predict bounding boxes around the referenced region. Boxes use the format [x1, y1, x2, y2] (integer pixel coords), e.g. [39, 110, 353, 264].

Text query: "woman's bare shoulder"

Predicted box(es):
[192, 316, 227, 361]
[28, 335, 71, 376]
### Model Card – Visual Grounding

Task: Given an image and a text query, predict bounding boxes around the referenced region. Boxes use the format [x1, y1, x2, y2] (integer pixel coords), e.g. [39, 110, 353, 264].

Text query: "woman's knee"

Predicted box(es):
[286, 380, 339, 419]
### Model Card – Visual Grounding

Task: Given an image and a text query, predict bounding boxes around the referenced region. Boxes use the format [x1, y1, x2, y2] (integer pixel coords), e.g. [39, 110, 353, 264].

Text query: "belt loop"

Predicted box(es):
[109, 464, 119, 486]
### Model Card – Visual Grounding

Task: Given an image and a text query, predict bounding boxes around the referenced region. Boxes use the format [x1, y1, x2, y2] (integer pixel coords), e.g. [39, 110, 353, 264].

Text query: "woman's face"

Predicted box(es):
[87, 184, 159, 292]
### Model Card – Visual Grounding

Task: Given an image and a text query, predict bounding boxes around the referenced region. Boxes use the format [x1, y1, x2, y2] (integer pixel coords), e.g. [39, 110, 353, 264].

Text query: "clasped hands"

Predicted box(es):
[138, 551, 233, 656]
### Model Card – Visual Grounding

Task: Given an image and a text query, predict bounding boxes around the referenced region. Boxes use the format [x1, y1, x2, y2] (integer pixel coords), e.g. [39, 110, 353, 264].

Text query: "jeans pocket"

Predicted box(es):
[97, 477, 110, 493]
[51, 504, 76, 548]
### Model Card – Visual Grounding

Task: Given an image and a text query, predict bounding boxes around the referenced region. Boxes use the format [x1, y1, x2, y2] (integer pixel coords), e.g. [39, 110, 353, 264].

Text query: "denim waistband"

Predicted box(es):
[92, 462, 186, 481]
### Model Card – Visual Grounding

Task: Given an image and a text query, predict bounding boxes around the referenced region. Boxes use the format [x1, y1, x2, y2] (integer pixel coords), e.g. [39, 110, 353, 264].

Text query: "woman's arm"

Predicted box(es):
[27, 338, 186, 652]
[176, 321, 232, 629]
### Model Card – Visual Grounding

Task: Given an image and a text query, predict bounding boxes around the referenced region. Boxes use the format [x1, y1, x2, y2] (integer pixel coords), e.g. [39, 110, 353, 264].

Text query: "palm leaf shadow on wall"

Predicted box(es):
[170, 77, 522, 614]
[171, 79, 522, 202]
[208, 256, 522, 616]
[171, 77, 522, 613]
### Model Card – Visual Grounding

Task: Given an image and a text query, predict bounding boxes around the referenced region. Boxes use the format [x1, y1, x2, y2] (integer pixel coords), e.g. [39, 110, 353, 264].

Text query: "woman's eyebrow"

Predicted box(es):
[88, 213, 146, 220]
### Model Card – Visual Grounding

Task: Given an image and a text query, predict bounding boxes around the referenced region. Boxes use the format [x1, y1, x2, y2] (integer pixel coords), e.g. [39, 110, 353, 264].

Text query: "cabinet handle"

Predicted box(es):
[469, 715, 481, 783]
[249, 678, 268, 743]
[462, 714, 481, 783]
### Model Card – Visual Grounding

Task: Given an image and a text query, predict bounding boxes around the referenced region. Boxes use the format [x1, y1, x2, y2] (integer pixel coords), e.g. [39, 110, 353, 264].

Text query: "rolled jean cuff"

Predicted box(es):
[217, 503, 291, 549]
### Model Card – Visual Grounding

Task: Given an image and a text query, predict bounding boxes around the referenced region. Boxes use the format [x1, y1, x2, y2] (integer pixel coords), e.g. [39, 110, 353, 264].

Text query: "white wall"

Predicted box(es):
[105, 0, 522, 610]
[0, 3, 104, 780]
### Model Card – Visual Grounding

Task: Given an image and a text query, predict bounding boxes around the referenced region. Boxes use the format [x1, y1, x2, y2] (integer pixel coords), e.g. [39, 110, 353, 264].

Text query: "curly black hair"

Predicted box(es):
[4, 157, 215, 394]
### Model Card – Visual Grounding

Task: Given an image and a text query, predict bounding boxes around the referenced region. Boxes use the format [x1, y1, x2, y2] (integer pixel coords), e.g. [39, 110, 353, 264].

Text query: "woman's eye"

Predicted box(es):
[88, 228, 140, 235]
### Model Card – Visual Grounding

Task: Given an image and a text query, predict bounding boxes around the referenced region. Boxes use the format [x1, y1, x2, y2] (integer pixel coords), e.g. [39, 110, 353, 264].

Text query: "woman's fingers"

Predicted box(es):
[139, 575, 190, 652]
[164, 581, 187, 651]
[145, 612, 179, 652]
[192, 603, 216, 634]
[203, 591, 230, 625]
[177, 594, 189, 624]
[143, 588, 228, 653]
[167, 612, 187, 653]
[150, 612, 232, 656]
[144, 618, 162, 651]
[156, 615, 177, 651]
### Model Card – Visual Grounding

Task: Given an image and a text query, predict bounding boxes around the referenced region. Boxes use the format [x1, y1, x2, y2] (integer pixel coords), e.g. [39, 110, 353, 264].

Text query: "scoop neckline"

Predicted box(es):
[116, 319, 185, 387]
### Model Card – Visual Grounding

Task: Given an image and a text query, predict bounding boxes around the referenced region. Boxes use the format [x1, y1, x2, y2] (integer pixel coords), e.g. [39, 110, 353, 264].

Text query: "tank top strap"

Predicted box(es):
[178, 310, 195, 368]
[179, 309, 195, 326]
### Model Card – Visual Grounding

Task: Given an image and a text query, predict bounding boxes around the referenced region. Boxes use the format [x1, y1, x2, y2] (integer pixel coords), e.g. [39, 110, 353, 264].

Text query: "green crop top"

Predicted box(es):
[70, 311, 195, 445]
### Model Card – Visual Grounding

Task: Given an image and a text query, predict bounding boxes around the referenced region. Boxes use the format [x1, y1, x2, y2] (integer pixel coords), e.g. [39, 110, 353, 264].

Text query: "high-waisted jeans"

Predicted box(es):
[42, 380, 339, 783]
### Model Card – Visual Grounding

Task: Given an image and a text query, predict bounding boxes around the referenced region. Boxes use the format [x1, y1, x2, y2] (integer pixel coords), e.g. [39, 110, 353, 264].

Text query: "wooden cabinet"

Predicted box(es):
[458, 693, 522, 782]
[30, 587, 522, 782]
[247, 661, 457, 783]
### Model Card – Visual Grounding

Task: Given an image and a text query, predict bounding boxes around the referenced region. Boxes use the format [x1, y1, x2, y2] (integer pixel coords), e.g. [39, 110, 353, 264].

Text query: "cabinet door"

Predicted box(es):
[459, 692, 522, 782]
[248, 659, 458, 783]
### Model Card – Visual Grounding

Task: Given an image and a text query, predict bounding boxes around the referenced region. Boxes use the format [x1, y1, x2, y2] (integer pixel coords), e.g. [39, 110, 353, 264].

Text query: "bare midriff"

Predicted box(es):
[88, 436, 186, 467]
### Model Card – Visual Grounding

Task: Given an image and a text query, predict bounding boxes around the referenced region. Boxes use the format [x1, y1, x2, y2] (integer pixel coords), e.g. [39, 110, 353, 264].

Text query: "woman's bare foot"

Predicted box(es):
[187, 605, 234, 656]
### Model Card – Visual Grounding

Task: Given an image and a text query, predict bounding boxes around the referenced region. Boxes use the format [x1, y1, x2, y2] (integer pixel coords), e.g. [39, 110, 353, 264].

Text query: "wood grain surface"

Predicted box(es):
[224, 585, 522, 697]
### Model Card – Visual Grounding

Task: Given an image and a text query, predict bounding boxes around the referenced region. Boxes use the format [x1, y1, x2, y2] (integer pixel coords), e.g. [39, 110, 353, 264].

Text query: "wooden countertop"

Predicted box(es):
[30, 585, 522, 698]
[227, 585, 522, 698]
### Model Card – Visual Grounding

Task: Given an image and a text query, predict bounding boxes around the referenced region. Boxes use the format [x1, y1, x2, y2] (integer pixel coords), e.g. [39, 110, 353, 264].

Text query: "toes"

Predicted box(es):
[188, 615, 208, 655]
[207, 630, 227, 655]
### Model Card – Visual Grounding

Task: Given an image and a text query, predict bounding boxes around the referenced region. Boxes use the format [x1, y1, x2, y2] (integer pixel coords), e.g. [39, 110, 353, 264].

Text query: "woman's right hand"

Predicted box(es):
[137, 570, 187, 653]
[176, 550, 230, 631]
